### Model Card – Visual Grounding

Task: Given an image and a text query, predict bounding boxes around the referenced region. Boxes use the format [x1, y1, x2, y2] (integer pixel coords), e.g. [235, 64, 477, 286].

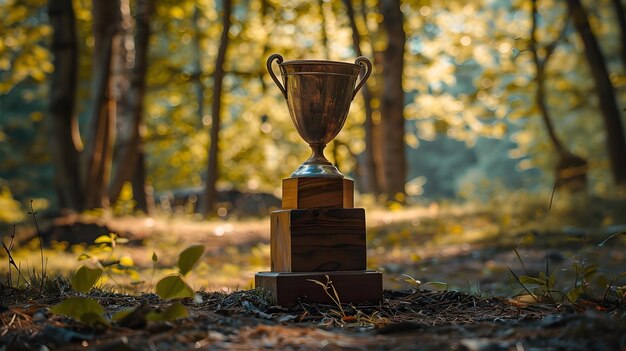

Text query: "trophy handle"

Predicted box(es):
[267, 54, 287, 99]
[352, 56, 372, 100]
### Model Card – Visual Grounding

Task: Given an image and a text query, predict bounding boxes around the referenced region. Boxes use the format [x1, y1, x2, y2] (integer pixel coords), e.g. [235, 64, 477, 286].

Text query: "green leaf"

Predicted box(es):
[152, 251, 158, 263]
[177, 244, 204, 276]
[80, 312, 110, 327]
[567, 286, 584, 302]
[77, 253, 93, 261]
[156, 274, 194, 299]
[548, 271, 557, 289]
[111, 307, 137, 321]
[423, 281, 449, 290]
[147, 302, 189, 322]
[519, 276, 545, 286]
[71, 266, 103, 293]
[162, 302, 189, 320]
[51, 297, 105, 321]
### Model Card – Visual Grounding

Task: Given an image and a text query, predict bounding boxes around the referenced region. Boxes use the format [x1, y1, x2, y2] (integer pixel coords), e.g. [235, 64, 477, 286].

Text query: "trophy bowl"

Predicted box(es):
[267, 54, 372, 178]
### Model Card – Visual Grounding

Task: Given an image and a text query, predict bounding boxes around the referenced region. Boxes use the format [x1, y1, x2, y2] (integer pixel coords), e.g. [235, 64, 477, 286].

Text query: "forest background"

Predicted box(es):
[0, 0, 625, 292]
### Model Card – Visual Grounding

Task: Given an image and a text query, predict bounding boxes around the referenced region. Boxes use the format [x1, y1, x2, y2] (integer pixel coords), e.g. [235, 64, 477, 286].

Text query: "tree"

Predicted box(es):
[379, 0, 407, 201]
[530, 0, 587, 190]
[567, 0, 626, 186]
[203, 0, 233, 216]
[48, 0, 83, 211]
[83, 0, 121, 209]
[612, 0, 626, 72]
[108, 0, 154, 214]
[343, 0, 381, 195]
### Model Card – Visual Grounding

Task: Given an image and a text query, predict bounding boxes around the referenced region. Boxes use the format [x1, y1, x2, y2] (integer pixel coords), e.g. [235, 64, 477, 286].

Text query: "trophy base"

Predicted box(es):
[255, 270, 382, 305]
[291, 164, 343, 178]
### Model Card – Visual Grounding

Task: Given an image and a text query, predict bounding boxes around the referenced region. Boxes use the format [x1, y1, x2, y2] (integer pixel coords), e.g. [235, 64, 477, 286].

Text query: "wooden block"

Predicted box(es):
[255, 270, 382, 306]
[271, 208, 366, 272]
[282, 178, 354, 209]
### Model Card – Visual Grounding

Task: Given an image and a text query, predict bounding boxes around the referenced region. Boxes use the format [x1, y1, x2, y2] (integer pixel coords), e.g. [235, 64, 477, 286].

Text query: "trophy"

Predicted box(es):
[255, 54, 382, 305]
[266, 53, 372, 178]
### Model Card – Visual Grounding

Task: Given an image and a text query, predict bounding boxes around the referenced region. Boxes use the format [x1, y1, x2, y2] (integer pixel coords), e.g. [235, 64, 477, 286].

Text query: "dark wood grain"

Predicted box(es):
[270, 208, 366, 272]
[255, 270, 383, 306]
[282, 178, 354, 209]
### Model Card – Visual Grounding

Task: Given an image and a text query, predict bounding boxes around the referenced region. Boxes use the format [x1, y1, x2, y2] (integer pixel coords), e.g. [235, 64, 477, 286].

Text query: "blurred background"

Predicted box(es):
[0, 0, 625, 292]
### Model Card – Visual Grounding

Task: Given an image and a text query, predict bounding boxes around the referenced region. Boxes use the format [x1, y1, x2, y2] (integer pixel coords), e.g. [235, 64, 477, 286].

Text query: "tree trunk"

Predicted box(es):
[84, 0, 120, 209]
[108, 0, 153, 214]
[192, 5, 205, 126]
[379, 0, 407, 201]
[530, 0, 587, 190]
[612, 0, 626, 72]
[567, 0, 626, 186]
[343, 0, 381, 195]
[48, 0, 83, 211]
[203, 0, 232, 216]
[108, 0, 133, 203]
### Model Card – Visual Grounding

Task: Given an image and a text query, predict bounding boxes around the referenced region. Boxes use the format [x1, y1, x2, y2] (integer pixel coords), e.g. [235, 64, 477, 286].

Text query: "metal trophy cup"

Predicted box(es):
[256, 54, 381, 306]
[266, 54, 372, 178]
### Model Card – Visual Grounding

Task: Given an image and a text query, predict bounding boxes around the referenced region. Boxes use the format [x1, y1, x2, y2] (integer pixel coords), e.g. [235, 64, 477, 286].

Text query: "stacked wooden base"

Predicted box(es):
[255, 177, 382, 306]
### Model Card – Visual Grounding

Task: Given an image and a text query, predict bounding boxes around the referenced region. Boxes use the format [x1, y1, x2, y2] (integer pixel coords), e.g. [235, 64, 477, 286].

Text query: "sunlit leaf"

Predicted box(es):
[71, 266, 103, 292]
[156, 274, 194, 299]
[147, 302, 189, 322]
[51, 297, 105, 321]
[119, 256, 134, 267]
[177, 244, 204, 276]
[423, 281, 449, 290]
[94, 234, 113, 244]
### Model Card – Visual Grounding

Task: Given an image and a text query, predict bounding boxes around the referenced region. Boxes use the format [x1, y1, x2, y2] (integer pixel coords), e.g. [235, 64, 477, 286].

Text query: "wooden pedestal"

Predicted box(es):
[282, 177, 354, 209]
[256, 177, 382, 305]
[270, 208, 366, 272]
[255, 271, 382, 306]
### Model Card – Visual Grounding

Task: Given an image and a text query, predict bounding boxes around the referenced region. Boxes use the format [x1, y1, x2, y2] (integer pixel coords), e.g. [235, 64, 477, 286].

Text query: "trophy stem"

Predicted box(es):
[290, 143, 344, 178]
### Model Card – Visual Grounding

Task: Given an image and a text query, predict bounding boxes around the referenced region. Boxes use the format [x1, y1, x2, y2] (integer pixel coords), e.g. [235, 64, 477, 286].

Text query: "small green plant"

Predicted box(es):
[51, 243, 206, 327]
[78, 233, 140, 289]
[402, 274, 448, 291]
[508, 245, 626, 309]
[155, 244, 204, 299]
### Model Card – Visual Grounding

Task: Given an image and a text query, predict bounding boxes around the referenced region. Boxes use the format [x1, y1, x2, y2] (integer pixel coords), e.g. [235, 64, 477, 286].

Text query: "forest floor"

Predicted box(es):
[1, 202, 625, 349]
[1, 284, 624, 350]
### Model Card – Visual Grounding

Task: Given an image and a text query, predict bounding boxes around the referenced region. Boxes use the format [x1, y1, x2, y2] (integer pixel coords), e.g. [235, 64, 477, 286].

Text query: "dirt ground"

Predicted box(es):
[1, 286, 625, 350]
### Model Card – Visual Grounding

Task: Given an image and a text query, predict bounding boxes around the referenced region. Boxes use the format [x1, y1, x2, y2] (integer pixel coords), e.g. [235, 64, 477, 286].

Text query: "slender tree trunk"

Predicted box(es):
[379, 0, 407, 201]
[203, 0, 232, 216]
[530, 0, 587, 190]
[567, 0, 626, 186]
[108, 0, 153, 214]
[48, 0, 83, 211]
[108, 0, 133, 202]
[612, 0, 626, 72]
[343, 0, 381, 195]
[84, 0, 120, 209]
[192, 5, 205, 125]
[360, 1, 386, 195]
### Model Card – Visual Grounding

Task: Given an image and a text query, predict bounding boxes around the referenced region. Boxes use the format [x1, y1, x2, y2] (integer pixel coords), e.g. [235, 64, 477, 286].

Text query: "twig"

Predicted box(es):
[2, 242, 30, 289]
[28, 200, 45, 293]
[506, 264, 539, 303]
